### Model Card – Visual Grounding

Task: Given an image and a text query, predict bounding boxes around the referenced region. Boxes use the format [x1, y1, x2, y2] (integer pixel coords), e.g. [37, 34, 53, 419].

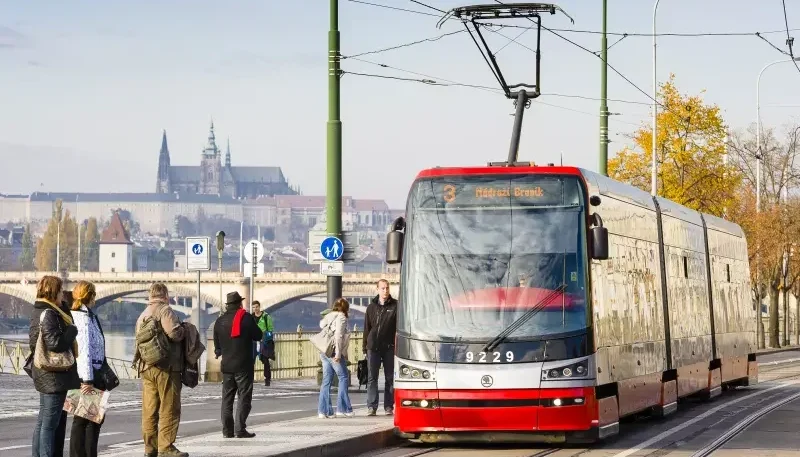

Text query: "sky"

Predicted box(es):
[1, 0, 799, 209]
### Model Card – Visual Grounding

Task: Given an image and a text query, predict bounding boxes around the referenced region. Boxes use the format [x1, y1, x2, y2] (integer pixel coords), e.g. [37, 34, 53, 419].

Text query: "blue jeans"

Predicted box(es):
[318, 354, 353, 416]
[32, 392, 68, 457]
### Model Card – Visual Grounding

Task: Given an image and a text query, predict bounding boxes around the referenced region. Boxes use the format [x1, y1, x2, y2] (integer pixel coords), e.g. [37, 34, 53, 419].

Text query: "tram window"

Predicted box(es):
[683, 256, 688, 279]
[726, 264, 731, 282]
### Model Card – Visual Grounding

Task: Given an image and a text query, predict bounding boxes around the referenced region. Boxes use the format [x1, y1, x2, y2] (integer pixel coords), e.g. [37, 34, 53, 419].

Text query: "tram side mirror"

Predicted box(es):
[591, 213, 609, 260]
[386, 217, 406, 264]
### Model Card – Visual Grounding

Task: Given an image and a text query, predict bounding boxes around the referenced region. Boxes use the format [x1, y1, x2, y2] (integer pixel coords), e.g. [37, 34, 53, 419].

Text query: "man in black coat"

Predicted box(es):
[213, 291, 262, 438]
[362, 279, 398, 416]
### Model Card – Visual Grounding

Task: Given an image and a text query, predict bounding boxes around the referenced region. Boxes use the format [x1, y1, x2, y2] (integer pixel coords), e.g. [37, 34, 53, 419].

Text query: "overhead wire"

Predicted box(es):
[780, 0, 800, 75]
[347, 0, 800, 38]
[343, 29, 467, 59]
[340, 57, 643, 126]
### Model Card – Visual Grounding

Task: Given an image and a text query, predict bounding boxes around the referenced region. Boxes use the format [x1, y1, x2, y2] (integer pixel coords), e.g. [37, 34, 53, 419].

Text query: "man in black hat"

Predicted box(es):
[213, 291, 263, 438]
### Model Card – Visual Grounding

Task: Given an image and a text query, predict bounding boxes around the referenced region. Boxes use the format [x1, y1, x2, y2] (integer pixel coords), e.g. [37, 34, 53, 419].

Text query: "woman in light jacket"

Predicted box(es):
[317, 298, 354, 418]
[69, 280, 107, 457]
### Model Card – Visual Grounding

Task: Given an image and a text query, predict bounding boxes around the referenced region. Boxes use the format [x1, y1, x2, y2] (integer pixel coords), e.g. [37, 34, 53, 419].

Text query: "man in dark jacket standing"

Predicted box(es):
[213, 291, 263, 438]
[363, 279, 398, 416]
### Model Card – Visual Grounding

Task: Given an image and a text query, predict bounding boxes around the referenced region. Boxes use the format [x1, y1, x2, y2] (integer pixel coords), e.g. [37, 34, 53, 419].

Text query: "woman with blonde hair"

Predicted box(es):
[69, 280, 110, 457]
[317, 298, 354, 418]
[29, 275, 80, 457]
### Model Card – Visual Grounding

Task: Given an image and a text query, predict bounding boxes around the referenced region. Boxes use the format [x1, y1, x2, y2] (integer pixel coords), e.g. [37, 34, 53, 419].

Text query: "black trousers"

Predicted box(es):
[69, 415, 104, 457]
[263, 358, 271, 384]
[367, 347, 395, 412]
[221, 371, 254, 435]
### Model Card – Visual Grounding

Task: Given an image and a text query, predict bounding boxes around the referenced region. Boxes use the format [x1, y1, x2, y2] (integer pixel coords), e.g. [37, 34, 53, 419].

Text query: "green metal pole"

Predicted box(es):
[598, 0, 609, 176]
[326, 0, 343, 307]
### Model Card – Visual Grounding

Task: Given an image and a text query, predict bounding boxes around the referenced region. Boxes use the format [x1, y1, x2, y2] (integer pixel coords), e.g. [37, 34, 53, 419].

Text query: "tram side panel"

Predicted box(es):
[587, 188, 667, 420]
[704, 214, 756, 385]
[657, 200, 715, 398]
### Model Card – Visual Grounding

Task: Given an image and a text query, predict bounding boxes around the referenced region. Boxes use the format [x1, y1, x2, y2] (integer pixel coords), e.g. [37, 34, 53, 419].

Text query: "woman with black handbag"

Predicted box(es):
[69, 280, 116, 457]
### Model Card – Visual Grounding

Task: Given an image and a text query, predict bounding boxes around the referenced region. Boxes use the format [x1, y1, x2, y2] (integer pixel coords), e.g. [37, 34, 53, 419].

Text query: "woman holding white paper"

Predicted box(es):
[69, 280, 108, 457]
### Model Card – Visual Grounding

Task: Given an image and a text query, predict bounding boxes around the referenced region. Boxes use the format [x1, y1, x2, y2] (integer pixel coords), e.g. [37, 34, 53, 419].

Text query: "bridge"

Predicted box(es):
[0, 271, 399, 316]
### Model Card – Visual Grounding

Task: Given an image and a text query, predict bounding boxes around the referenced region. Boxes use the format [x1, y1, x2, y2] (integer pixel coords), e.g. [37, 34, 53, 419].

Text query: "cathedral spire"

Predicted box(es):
[156, 129, 171, 193]
[225, 137, 231, 167]
[202, 119, 219, 158]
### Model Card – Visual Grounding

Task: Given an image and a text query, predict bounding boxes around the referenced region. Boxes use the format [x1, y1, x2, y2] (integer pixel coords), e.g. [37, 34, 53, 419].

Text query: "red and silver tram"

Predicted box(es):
[384, 165, 757, 444]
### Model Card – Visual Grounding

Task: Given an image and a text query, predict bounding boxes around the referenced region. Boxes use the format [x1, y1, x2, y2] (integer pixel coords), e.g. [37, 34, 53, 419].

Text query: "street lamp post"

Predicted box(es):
[757, 58, 800, 212]
[216, 231, 226, 310]
[651, 0, 661, 196]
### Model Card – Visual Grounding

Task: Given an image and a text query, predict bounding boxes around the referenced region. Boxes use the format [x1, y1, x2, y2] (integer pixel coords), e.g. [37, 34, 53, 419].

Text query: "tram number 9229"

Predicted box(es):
[465, 351, 515, 363]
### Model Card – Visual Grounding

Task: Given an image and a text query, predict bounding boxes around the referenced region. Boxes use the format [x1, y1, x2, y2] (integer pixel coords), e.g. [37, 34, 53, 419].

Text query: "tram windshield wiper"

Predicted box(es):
[482, 283, 567, 353]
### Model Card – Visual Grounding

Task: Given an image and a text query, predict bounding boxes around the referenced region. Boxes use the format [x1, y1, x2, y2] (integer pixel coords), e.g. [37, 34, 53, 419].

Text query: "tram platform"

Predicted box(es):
[99, 407, 397, 457]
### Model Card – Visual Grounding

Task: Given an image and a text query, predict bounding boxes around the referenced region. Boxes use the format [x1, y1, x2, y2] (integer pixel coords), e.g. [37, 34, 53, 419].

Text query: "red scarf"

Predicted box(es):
[231, 308, 246, 337]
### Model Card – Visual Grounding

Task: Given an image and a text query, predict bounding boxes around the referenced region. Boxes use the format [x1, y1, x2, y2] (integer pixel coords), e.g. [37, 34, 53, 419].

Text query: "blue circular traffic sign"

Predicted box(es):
[192, 243, 203, 255]
[320, 236, 343, 261]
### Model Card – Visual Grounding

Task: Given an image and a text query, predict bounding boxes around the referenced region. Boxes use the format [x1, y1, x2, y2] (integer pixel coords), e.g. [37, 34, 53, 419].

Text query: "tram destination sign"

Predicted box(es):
[425, 176, 574, 208]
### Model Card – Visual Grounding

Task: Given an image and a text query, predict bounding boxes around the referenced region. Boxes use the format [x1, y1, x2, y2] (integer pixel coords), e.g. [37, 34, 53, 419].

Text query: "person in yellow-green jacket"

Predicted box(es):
[251, 301, 275, 386]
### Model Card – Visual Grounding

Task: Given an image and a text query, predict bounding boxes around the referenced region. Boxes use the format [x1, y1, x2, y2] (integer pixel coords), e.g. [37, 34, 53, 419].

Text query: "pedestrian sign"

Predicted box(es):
[185, 236, 211, 271]
[320, 236, 343, 261]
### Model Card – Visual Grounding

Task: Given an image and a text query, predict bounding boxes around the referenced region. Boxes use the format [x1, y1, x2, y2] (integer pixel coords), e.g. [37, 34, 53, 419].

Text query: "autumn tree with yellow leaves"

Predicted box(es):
[609, 74, 740, 217]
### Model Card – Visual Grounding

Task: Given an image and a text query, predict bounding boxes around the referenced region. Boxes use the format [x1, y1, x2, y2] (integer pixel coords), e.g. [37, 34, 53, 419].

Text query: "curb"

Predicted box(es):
[757, 346, 800, 356]
[269, 427, 400, 457]
[759, 357, 800, 366]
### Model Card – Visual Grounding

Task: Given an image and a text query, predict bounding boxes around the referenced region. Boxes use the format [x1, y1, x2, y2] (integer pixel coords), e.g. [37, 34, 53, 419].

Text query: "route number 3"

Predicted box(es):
[465, 351, 514, 363]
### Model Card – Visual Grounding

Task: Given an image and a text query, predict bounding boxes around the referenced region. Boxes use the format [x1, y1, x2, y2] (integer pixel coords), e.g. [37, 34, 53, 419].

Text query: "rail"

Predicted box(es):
[1, 331, 365, 382]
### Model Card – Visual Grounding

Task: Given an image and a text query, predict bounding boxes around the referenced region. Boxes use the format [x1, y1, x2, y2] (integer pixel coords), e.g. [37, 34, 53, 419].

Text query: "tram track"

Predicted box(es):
[688, 389, 800, 457]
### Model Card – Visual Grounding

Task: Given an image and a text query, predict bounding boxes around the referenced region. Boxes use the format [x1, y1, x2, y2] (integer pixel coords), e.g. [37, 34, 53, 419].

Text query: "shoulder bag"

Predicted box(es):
[309, 318, 336, 357]
[33, 310, 76, 372]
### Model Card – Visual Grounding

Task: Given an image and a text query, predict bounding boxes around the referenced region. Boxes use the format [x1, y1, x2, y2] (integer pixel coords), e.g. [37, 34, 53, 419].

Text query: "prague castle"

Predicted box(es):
[156, 122, 298, 199]
[0, 122, 397, 236]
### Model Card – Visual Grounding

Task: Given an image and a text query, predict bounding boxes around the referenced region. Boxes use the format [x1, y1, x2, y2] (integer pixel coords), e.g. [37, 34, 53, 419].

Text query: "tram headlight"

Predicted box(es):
[541, 359, 591, 381]
[399, 363, 434, 381]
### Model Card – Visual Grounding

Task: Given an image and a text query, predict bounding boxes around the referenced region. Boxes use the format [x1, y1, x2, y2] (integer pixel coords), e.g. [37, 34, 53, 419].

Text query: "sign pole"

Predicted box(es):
[250, 242, 256, 313]
[186, 236, 210, 333]
[326, 0, 343, 308]
[197, 270, 202, 332]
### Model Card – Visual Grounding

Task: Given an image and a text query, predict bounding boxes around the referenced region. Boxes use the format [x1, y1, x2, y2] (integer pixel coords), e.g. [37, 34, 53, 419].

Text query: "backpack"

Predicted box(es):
[135, 316, 171, 367]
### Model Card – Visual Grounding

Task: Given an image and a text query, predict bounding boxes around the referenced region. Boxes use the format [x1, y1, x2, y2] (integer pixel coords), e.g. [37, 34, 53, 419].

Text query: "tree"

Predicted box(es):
[19, 224, 34, 270]
[34, 200, 79, 271]
[82, 217, 100, 271]
[609, 74, 740, 217]
[727, 122, 800, 347]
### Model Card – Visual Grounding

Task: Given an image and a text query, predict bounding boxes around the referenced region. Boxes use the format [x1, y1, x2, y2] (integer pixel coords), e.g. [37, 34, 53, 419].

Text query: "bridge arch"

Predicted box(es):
[262, 283, 381, 313]
[0, 284, 36, 305]
[93, 283, 222, 311]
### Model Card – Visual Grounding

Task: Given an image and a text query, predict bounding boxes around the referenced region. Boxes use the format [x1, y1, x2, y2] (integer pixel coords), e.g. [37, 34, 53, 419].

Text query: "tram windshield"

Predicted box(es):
[399, 174, 589, 343]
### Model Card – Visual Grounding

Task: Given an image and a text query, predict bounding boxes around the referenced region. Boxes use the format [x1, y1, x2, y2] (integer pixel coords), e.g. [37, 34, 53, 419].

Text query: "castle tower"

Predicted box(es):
[225, 137, 231, 168]
[156, 130, 171, 193]
[200, 120, 222, 194]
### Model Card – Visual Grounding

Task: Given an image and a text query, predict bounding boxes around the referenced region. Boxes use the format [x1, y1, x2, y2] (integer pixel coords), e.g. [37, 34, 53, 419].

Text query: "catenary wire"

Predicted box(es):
[343, 29, 468, 59]
[347, 0, 800, 37]
[780, 0, 800, 75]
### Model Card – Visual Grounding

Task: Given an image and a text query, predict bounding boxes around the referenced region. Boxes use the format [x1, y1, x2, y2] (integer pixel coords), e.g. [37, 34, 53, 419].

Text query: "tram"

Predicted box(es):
[385, 165, 757, 444]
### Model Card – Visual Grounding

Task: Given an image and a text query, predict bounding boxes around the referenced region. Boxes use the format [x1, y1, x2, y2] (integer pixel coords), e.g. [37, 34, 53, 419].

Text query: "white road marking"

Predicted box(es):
[610, 380, 800, 457]
[180, 418, 217, 424]
[249, 409, 306, 417]
[0, 432, 125, 451]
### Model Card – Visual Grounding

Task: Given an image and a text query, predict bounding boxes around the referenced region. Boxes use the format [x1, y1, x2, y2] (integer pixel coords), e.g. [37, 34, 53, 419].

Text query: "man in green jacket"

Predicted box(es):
[251, 300, 275, 386]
